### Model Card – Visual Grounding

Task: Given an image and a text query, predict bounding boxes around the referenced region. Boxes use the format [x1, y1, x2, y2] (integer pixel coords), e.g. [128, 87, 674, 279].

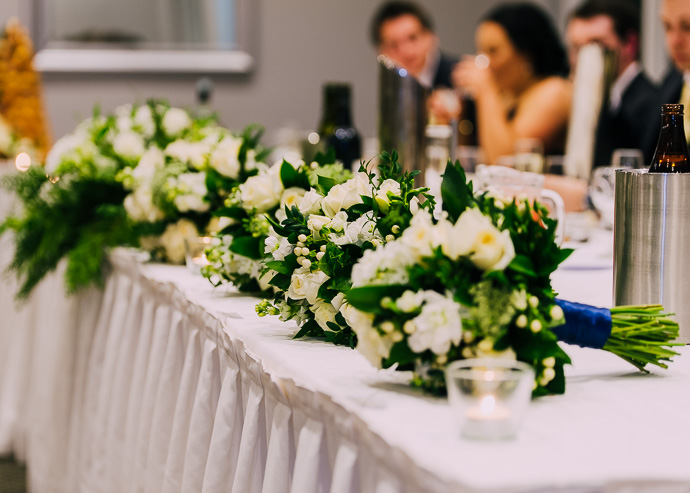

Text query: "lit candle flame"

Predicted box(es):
[479, 395, 496, 416]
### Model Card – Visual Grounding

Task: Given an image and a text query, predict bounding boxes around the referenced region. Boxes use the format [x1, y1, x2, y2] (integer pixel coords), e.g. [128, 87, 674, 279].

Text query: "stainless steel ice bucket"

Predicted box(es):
[377, 55, 428, 180]
[613, 169, 690, 342]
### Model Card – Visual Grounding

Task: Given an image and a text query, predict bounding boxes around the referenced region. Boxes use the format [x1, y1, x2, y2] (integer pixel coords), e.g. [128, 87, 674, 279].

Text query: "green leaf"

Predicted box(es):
[346, 285, 405, 313]
[265, 260, 294, 276]
[266, 215, 291, 238]
[269, 273, 291, 291]
[213, 206, 248, 220]
[441, 160, 473, 222]
[229, 235, 263, 259]
[317, 174, 338, 194]
[508, 255, 537, 277]
[383, 341, 417, 367]
[280, 160, 311, 189]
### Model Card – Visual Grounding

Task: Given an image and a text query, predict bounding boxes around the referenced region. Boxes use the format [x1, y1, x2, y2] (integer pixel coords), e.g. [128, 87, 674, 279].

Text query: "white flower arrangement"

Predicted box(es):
[345, 162, 681, 395]
[202, 149, 351, 292]
[256, 151, 436, 347]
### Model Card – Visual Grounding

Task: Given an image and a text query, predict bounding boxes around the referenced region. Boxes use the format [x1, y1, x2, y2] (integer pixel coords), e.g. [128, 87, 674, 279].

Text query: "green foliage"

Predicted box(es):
[440, 160, 474, 222]
[1, 164, 134, 299]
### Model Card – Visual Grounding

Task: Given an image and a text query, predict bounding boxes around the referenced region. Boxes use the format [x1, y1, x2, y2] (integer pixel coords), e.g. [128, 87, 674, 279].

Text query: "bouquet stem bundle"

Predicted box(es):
[607, 305, 682, 371]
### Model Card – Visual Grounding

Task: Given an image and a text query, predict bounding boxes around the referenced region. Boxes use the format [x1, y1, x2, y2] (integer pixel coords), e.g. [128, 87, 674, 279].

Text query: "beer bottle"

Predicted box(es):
[649, 104, 690, 173]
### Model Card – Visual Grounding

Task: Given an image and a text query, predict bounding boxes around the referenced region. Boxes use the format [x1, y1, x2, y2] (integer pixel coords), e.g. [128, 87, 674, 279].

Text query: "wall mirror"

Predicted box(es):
[31, 0, 254, 73]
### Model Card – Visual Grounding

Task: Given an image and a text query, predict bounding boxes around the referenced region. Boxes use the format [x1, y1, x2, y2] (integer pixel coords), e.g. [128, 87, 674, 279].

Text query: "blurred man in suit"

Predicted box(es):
[566, 0, 659, 167]
[370, 1, 457, 89]
[660, 0, 690, 143]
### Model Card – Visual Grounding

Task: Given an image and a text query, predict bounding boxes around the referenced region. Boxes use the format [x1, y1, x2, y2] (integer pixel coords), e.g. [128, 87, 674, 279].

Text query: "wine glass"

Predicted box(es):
[588, 167, 616, 229]
[610, 148, 644, 169]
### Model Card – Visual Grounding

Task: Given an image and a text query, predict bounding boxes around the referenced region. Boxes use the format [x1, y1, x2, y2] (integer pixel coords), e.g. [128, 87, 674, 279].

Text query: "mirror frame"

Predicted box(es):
[30, 0, 255, 74]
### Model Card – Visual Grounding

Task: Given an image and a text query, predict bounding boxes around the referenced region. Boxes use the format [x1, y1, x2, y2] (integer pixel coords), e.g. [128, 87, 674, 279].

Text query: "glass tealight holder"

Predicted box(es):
[184, 236, 212, 275]
[445, 359, 534, 441]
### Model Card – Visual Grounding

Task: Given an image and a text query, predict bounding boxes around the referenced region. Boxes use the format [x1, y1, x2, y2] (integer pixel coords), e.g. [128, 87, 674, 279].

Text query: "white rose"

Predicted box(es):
[302, 270, 329, 305]
[321, 174, 369, 218]
[307, 214, 331, 233]
[123, 186, 165, 222]
[133, 105, 155, 137]
[287, 270, 307, 300]
[280, 187, 307, 211]
[245, 149, 260, 171]
[173, 172, 210, 213]
[165, 140, 210, 169]
[443, 208, 484, 260]
[210, 136, 242, 178]
[447, 208, 515, 271]
[408, 292, 463, 355]
[328, 211, 349, 232]
[471, 229, 515, 271]
[375, 179, 401, 213]
[299, 189, 324, 215]
[44, 131, 90, 174]
[312, 300, 338, 331]
[133, 147, 165, 182]
[399, 210, 438, 258]
[174, 194, 210, 213]
[159, 218, 199, 264]
[341, 303, 394, 368]
[240, 171, 283, 212]
[331, 292, 346, 311]
[162, 107, 192, 136]
[396, 290, 424, 313]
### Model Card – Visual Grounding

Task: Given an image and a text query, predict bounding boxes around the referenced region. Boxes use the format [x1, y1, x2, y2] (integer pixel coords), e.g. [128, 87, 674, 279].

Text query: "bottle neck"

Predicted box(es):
[320, 86, 353, 130]
[658, 112, 689, 151]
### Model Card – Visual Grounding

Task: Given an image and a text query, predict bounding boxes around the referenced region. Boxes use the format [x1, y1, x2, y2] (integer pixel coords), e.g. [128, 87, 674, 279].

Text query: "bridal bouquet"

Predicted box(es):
[201, 149, 351, 292]
[345, 162, 680, 395]
[1, 100, 267, 298]
[256, 151, 436, 347]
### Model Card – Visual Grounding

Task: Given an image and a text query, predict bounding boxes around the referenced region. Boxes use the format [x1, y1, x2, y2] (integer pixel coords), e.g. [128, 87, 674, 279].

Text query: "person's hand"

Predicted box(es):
[427, 88, 461, 125]
[452, 54, 495, 98]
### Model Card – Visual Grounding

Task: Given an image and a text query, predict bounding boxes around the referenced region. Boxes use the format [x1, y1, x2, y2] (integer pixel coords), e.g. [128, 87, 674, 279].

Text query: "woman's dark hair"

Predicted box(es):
[482, 3, 569, 78]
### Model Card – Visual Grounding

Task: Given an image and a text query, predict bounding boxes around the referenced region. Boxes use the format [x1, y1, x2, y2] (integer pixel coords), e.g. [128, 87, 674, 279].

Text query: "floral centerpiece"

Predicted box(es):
[112, 102, 269, 263]
[201, 149, 351, 292]
[1, 100, 267, 298]
[256, 151, 436, 347]
[345, 162, 681, 395]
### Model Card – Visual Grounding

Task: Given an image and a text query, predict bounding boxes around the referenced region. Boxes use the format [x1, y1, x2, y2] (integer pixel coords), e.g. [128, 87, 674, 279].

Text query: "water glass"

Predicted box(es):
[610, 148, 644, 169]
[445, 359, 534, 440]
[589, 167, 618, 229]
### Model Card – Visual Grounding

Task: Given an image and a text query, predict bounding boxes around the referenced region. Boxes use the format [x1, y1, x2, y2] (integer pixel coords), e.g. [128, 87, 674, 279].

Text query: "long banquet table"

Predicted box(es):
[1, 215, 690, 492]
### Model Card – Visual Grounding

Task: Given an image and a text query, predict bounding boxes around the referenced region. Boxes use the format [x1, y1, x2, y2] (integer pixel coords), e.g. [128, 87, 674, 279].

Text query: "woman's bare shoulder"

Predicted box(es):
[527, 76, 572, 100]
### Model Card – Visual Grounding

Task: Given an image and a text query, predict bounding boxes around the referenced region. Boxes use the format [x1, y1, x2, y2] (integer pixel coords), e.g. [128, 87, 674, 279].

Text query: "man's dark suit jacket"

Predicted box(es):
[432, 51, 458, 89]
[641, 67, 685, 159]
[593, 71, 660, 168]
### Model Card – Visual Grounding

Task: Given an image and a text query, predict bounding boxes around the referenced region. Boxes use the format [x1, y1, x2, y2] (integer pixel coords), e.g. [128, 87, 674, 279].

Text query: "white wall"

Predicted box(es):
[2, 0, 662, 148]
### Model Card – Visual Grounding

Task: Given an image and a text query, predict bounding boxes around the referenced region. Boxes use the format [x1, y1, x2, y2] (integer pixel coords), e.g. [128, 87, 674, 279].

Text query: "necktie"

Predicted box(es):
[680, 82, 690, 142]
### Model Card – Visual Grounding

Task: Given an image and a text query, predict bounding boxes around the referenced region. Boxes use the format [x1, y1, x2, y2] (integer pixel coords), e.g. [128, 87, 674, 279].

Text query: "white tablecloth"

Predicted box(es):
[1, 218, 690, 492]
